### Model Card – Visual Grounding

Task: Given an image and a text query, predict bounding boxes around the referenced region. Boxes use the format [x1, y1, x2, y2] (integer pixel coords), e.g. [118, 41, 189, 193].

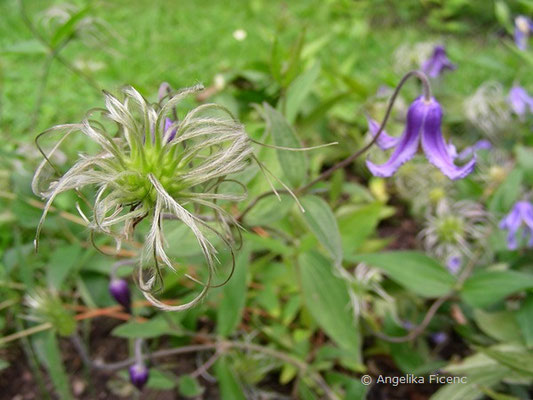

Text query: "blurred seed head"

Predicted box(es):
[420, 199, 489, 267]
[464, 82, 511, 138]
[393, 41, 436, 75]
[25, 289, 76, 336]
[393, 157, 454, 216]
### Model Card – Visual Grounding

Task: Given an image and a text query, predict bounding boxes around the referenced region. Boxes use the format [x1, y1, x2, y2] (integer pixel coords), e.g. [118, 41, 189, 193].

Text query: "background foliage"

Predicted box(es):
[1, 0, 533, 399]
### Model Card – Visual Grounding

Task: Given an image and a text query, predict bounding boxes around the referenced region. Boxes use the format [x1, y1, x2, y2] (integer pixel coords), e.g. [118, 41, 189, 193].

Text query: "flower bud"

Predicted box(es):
[109, 279, 131, 312]
[129, 363, 149, 390]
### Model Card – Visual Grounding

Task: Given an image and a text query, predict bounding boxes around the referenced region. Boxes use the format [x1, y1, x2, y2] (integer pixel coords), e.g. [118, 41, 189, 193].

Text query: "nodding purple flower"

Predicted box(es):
[421, 45, 456, 78]
[366, 97, 475, 180]
[508, 85, 533, 118]
[514, 16, 533, 50]
[446, 255, 462, 275]
[129, 363, 149, 390]
[499, 201, 533, 250]
[109, 279, 131, 313]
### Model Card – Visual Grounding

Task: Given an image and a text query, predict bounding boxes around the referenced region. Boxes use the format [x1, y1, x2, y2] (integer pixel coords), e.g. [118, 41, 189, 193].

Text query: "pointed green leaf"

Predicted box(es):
[47, 245, 82, 290]
[283, 62, 321, 124]
[299, 251, 360, 360]
[178, 375, 204, 397]
[480, 347, 533, 376]
[263, 102, 307, 187]
[215, 358, 246, 400]
[461, 270, 533, 308]
[348, 252, 455, 298]
[43, 331, 74, 400]
[301, 195, 342, 264]
[217, 247, 250, 336]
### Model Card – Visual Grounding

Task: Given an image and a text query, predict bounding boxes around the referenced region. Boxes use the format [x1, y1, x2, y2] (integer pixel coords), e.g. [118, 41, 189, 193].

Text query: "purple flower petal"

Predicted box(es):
[508, 85, 533, 117]
[366, 116, 400, 150]
[515, 16, 533, 50]
[457, 139, 492, 161]
[421, 45, 457, 78]
[164, 118, 178, 142]
[446, 255, 462, 275]
[366, 99, 425, 177]
[500, 201, 533, 250]
[420, 99, 475, 180]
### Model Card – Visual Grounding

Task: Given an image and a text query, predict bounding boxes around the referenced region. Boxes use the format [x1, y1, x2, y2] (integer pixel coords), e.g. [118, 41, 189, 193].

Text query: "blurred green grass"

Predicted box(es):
[0, 0, 528, 138]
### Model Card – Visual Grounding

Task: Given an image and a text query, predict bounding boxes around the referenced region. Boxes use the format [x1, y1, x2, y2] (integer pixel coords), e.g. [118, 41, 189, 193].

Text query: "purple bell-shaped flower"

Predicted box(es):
[366, 97, 475, 180]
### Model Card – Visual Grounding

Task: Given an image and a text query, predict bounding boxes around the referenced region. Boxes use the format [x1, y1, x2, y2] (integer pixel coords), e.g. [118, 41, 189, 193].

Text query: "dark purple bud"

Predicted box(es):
[109, 279, 131, 312]
[129, 363, 149, 390]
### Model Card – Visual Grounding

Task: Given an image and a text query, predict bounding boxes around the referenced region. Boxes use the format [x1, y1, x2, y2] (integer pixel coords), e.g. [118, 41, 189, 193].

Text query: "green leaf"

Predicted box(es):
[348, 252, 455, 298]
[215, 358, 246, 400]
[43, 331, 74, 400]
[299, 251, 360, 360]
[516, 146, 533, 184]
[263, 102, 307, 187]
[461, 270, 533, 308]
[473, 310, 523, 343]
[47, 245, 82, 290]
[339, 203, 384, 255]
[495, 1, 512, 33]
[217, 247, 250, 336]
[489, 169, 523, 214]
[0, 39, 47, 54]
[147, 369, 176, 390]
[0, 359, 9, 371]
[516, 294, 533, 348]
[301, 195, 342, 264]
[50, 6, 91, 48]
[178, 375, 204, 397]
[480, 347, 533, 376]
[245, 193, 294, 226]
[432, 351, 511, 400]
[283, 62, 321, 124]
[112, 317, 173, 338]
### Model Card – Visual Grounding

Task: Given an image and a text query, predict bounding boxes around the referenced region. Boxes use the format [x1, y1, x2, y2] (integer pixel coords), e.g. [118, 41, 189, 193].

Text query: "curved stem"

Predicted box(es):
[238, 70, 432, 222]
[370, 294, 451, 343]
[298, 70, 431, 193]
[71, 336, 339, 400]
